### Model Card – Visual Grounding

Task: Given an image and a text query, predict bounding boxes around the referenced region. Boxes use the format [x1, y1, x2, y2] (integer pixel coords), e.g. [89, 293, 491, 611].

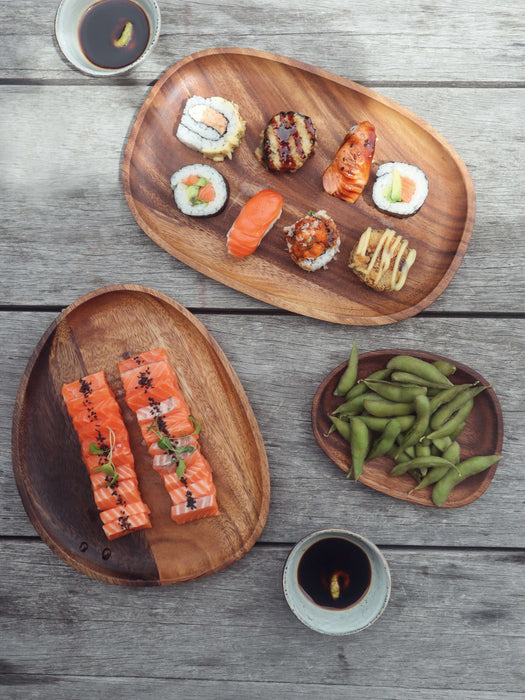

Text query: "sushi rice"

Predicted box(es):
[170, 164, 229, 217]
[372, 162, 428, 217]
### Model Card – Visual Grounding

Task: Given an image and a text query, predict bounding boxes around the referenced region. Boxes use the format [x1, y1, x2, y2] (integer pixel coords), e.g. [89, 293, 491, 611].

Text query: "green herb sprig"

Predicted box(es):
[147, 416, 201, 478]
[89, 427, 119, 486]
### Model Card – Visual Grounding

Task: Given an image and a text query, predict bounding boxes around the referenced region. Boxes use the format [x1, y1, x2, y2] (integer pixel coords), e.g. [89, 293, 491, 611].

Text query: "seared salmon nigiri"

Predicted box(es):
[322, 121, 376, 203]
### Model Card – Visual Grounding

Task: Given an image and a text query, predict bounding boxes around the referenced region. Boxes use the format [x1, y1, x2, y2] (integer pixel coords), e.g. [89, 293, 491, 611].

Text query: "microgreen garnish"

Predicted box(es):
[147, 416, 201, 478]
[90, 427, 119, 487]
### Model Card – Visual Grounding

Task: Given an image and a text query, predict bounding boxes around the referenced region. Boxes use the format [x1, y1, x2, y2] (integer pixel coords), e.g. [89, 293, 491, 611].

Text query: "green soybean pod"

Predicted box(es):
[364, 379, 427, 403]
[432, 436, 453, 453]
[334, 342, 359, 396]
[348, 417, 369, 481]
[359, 414, 416, 432]
[428, 384, 473, 414]
[430, 384, 490, 430]
[433, 360, 456, 377]
[442, 441, 461, 465]
[329, 415, 352, 442]
[391, 371, 449, 389]
[332, 391, 378, 417]
[390, 455, 457, 477]
[409, 465, 452, 493]
[432, 454, 501, 507]
[416, 442, 432, 458]
[426, 399, 474, 440]
[367, 420, 402, 460]
[363, 398, 414, 417]
[394, 394, 430, 457]
[386, 355, 452, 386]
[344, 368, 391, 401]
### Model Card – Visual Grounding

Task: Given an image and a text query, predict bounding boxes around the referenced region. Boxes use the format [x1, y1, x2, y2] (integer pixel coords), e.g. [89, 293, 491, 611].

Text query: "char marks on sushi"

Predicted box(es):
[349, 227, 416, 292]
[227, 189, 284, 258]
[323, 121, 376, 203]
[283, 210, 340, 271]
[372, 162, 428, 217]
[255, 111, 316, 173]
[171, 164, 229, 217]
[176, 95, 246, 162]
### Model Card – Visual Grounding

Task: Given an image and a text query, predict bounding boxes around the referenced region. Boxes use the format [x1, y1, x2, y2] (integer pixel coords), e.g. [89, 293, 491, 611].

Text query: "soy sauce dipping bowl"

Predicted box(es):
[55, 0, 161, 77]
[282, 528, 391, 635]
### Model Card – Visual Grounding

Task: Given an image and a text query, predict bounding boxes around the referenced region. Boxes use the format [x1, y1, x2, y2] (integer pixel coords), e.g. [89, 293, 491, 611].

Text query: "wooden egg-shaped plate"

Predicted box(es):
[12, 285, 270, 585]
[123, 48, 475, 325]
[312, 349, 503, 507]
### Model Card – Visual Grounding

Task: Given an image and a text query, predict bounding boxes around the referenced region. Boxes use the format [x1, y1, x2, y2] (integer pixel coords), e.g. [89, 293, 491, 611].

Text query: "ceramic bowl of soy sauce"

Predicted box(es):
[55, 0, 161, 77]
[282, 528, 391, 635]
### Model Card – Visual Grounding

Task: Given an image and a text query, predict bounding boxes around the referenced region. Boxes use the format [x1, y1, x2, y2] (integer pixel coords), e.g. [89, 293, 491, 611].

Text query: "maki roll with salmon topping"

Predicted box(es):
[372, 162, 428, 217]
[284, 210, 340, 271]
[171, 164, 229, 217]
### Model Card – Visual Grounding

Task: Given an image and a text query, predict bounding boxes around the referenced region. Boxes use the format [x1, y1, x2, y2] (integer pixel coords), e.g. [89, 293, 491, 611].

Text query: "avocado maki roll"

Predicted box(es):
[372, 162, 428, 217]
[170, 164, 229, 217]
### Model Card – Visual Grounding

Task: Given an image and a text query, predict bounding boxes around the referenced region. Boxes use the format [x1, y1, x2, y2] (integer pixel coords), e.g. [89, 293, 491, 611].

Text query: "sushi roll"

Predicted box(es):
[349, 227, 416, 292]
[283, 210, 340, 271]
[255, 111, 316, 173]
[372, 162, 428, 216]
[176, 95, 246, 162]
[170, 164, 229, 217]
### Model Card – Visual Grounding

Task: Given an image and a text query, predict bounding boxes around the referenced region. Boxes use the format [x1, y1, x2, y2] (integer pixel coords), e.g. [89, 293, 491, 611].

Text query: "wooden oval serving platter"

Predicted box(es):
[123, 48, 475, 325]
[11, 285, 270, 585]
[312, 349, 503, 507]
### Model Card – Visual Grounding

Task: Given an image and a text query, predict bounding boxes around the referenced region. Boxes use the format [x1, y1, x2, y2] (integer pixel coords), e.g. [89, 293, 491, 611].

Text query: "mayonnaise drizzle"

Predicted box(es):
[356, 227, 416, 291]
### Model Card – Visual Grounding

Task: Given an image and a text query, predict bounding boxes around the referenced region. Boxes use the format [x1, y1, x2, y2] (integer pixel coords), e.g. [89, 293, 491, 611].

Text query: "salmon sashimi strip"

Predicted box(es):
[171, 494, 218, 524]
[62, 371, 150, 540]
[99, 501, 151, 525]
[119, 349, 219, 524]
[322, 121, 376, 203]
[227, 189, 284, 258]
[103, 511, 152, 540]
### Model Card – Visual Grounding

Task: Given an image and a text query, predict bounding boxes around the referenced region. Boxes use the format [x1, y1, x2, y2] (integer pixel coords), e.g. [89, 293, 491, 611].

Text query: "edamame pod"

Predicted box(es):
[390, 455, 457, 477]
[329, 415, 352, 442]
[363, 398, 414, 417]
[386, 356, 452, 386]
[433, 360, 456, 377]
[332, 392, 381, 417]
[334, 342, 359, 396]
[348, 417, 369, 481]
[430, 384, 490, 430]
[408, 441, 461, 493]
[358, 414, 416, 432]
[344, 368, 391, 401]
[391, 371, 448, 389]
[394, 394, 430, 457]
[428, 384, 473, 414]
[426, 399, 474, 440]
[364, 379, 427, 403]
[367, 420, 402, 461]
[432, 454, 501, 507]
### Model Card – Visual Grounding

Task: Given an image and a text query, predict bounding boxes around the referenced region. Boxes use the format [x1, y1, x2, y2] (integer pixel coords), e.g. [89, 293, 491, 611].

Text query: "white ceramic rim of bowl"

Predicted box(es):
[55, 0, 161, 77]
[282, 528, 391, 635]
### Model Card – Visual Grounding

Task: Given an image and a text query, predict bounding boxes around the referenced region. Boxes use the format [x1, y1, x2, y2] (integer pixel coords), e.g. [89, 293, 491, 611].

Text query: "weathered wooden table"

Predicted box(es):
[1, 1, 524, 697]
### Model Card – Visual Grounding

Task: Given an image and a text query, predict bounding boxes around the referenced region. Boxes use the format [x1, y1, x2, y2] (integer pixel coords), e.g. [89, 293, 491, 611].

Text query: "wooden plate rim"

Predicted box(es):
[11, 283, 271, 585]
[122, 47, 476, 326]
[311, 349, 503, 507]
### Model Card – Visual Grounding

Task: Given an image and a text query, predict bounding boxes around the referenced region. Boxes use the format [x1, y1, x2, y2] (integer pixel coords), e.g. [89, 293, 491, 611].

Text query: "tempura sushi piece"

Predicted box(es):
[372, 162, 428, 217]
[255, 111, 316, 173]
[227, 189, 284, 258]
[323, 121, 376, 203]
[170, 164, 229, 217]
[349, 227, 416, 292]
[62, 371, 151, 540]
[283, 209, 340, 271]
[176, 95, 246, 161]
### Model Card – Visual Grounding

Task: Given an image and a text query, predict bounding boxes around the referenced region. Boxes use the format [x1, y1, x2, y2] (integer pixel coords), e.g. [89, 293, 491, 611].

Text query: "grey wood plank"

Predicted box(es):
[3, 313, 524, 546]
[0, 0, 523, 83]
[0, 85, 524, 310]
[1, 540, 523, 693]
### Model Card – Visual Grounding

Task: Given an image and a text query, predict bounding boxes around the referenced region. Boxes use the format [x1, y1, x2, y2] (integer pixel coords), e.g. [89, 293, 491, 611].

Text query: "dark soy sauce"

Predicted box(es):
[297, 537, 371, 609]
[79, 0, 150, 69]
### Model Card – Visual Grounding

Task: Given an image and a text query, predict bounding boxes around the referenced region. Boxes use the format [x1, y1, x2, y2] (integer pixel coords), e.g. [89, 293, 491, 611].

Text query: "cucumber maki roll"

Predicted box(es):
[170, 164, 229, 217]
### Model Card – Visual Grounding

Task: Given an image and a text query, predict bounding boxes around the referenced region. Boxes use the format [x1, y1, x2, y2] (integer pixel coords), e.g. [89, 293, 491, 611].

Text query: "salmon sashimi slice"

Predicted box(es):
[103, 511, 152, 540]
[82, 446, 135, 475]
[154, 446, 210, 477]
[61, 371, 109, 404]
[118, 349, 169, 374]
[166, 477, 216, 507]
[322, 121, 376, 203]
[227, 189, 284, 258]
[99, 501, 151, 525]
[90, 471, 138, 489]
[92, 478, 144, 511]
[120, 360, 181, 413]
[150, 434, 200, 466]
[171, 494, 219, 524]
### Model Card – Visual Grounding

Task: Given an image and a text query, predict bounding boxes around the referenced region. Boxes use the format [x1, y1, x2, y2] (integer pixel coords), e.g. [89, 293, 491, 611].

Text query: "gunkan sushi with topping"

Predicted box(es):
[283, 210, 340, 271]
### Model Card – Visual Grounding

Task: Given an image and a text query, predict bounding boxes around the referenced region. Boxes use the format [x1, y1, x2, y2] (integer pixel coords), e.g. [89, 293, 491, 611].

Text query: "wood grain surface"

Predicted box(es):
[123, 48, 475, 325]
[312, 350, 503, 507]
[11, 285, 270, 585]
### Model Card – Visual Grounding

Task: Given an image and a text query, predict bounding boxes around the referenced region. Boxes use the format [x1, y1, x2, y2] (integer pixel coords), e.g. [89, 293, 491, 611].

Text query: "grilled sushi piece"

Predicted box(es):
[62, 371, 151, 540]
[349, 227, 416, 292]
[323, 121, 376, 203]
[176, 95, 246, 162]
[118, 349, 219, 525]
[283, 210, 340, 271]
[255, 111, 316, 173]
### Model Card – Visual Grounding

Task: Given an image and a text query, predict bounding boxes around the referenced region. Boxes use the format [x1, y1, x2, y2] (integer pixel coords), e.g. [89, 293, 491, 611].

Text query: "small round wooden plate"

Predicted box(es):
[11, 285, 270, 585]
[312, 349, 503, 507]
[122, 48, 475, 325]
